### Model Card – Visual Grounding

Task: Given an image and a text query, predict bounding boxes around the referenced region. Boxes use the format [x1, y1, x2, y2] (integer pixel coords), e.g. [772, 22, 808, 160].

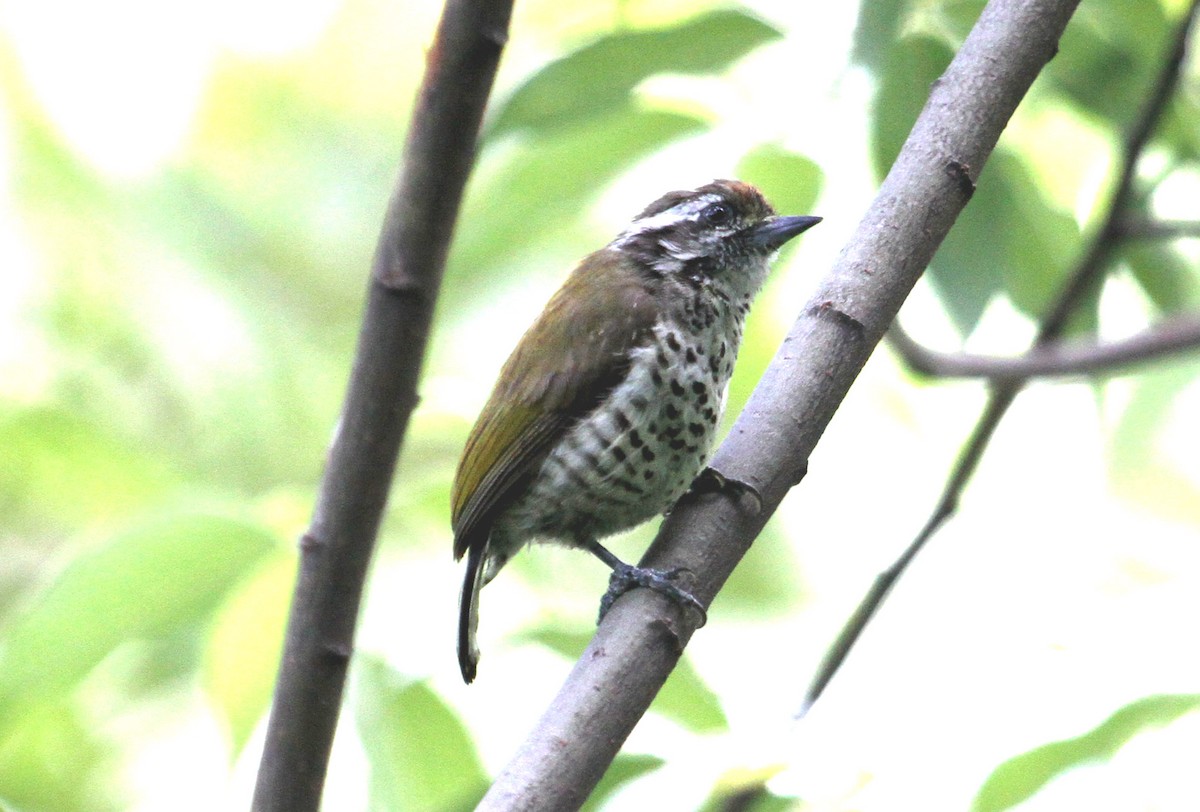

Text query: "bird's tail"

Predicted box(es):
[458, 542, 487, 683]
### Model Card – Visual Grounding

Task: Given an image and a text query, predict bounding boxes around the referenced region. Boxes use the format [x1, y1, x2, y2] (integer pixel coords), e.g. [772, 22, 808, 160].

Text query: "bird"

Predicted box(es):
[450, 179, 820, 682]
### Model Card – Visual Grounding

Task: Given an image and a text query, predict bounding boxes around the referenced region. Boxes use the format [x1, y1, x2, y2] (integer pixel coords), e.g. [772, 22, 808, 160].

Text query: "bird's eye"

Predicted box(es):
[700, 202, 732, 226]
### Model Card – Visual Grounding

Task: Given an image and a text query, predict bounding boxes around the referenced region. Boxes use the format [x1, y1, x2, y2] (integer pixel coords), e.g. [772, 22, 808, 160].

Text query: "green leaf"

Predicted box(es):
[527, 628, 727, 733]
[0, 514, 276, 708]
[523, 627, 591, 661]
[712, 521, 802, 616]
[655, 652, 728, 733]
[851, 0, 915, 71]
[934, 0, 987, 39]
[582, 754, 665, 812]
[870, 35, 954, 180]
[1122, 242, 1200, 314]
[0, 406, 177, 533]
[203, 552, 296, 755]
[972, 693, 1200, 812]
[444, 109, 705, 303]
[355, 656, 486, 812]
[1047, 2, 1168, 130]
[992, 154, 1082, 318]
[488, 10, 780, 139]
[931, 150, 1081, 334]
[0, 700, 116, 812]
[1159, 92, 1200, 161]
[736, 145, 823, 218]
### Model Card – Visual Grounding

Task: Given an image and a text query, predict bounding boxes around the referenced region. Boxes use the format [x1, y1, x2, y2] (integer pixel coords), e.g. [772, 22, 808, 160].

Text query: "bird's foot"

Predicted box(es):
[598, 563, 707, 627]
[684, 467, 763, 515]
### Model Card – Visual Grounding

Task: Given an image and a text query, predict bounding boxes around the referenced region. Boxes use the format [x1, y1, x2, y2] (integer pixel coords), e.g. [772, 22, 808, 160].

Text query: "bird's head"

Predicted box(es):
[612, 179, 821, 297]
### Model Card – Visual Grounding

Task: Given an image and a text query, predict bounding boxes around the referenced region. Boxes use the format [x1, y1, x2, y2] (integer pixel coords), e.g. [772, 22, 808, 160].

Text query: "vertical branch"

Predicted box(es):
[478, 1, 1081, 808]
[251, 1, 513, 810]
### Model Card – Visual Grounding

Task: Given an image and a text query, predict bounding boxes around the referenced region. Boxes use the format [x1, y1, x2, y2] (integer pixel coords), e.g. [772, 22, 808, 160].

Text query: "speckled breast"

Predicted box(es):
[499, 307, 741, 547]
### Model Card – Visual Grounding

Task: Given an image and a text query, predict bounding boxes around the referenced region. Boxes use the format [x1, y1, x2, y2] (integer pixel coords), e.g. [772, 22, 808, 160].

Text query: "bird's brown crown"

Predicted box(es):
[632, 179, 775, 223]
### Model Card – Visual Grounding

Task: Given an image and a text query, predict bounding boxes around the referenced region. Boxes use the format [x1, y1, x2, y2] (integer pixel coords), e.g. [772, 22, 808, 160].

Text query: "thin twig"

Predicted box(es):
[1113, 217, 1200, 240]
[887, 316, 1200, 380]
[801, 0, 1200, 713]
[250, 2, 512, 810]
[478, 2, 1081, 806]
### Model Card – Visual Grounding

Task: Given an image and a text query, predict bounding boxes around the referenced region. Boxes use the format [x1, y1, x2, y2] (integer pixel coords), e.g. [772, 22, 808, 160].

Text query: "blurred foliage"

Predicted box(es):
[354, 657, 488, 811]
[583, 754, 667, 811]
[0, 0, 1198, 809]
[972, 694, 1200, 812]
[486, 9, 780, 139]
[526, 627, 729, 732]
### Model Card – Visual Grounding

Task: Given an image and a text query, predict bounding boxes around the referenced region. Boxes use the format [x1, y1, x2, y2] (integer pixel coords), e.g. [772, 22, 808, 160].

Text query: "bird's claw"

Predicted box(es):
[598, 563, 707, 627]
[684, 467, 763, 515]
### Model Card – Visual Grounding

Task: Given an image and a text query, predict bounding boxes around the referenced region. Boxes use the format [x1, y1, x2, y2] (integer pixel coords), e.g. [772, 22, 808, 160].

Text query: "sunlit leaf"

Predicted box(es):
[655, 652, 728, 733]
[523, 627, 590, 661]
[445, 109, 705, 304]
[488, 10, 780, 139]
[1046, 1, 1168, 130]
[736, 145, 823, 218]
[1159, 92, 1200, 161]
[203, 552, 297, 756]
[870, 35, 953, 180]
[713, 521, 802, 616]
[0, 700, 115, 812]
[354, 656, 486, 812]
[992, 155, 1082, 318]
[971, 694, 1200, 812]
[851, 0, 914, 71]
[0, 515, 276, 708]
[1122, 242, 1200, 314]
[932, 149, 1081, 334]
[0, 406, 177, 533]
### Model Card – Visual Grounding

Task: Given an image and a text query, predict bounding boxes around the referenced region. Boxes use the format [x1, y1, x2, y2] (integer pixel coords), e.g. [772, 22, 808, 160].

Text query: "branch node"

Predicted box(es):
[789, 458, 810, 487]
[374, 268, 434, 300]
[481, 25, 509, 47]
[810, 300, 866, 337]
[946, 159, 977, 198]
[323, 641, 354, 662]
[650, 617, 688, 655]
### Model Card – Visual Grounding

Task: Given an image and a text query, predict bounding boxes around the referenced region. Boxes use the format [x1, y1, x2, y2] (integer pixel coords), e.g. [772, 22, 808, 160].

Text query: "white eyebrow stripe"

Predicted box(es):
[614, 193, 724, 244]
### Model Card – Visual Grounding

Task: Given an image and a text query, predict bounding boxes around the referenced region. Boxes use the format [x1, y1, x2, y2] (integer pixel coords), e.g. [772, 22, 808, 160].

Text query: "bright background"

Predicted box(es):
[1, 0, 1199, 810]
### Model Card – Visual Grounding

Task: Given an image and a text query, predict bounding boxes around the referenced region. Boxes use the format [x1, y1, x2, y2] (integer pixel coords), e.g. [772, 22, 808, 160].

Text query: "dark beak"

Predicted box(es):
[749, 215, 822, 251]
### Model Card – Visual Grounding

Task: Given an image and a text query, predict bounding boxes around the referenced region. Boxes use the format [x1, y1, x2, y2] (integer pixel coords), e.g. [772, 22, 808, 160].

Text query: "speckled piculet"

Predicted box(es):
[451, 179, 820, 682]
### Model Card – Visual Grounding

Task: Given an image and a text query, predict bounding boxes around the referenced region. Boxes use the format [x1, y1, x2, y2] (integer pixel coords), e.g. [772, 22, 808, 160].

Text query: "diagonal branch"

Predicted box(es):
[250, 1, 513, 810]
[887, 316, 1200, 380]
[477, 1, 1081, 807]
[801, 0, 1200, 713]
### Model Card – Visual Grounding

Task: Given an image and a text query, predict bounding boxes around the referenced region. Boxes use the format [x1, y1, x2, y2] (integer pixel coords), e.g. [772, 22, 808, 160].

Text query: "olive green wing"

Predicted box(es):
[451, 252, 658, 559]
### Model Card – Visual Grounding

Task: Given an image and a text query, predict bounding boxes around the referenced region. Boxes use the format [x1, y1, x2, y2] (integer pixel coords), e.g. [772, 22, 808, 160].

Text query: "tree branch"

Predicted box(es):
[801, 0, 1200, 713]
[1113, 217, 1200, 240]
[887, 316, 1200, 380]
[478, 1, 1081, 807]
[250, 1, 512, 810]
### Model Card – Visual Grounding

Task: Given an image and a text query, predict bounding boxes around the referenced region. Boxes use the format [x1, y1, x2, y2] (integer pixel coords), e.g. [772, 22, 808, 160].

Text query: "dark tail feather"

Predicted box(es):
[458, 542, 486, 683]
